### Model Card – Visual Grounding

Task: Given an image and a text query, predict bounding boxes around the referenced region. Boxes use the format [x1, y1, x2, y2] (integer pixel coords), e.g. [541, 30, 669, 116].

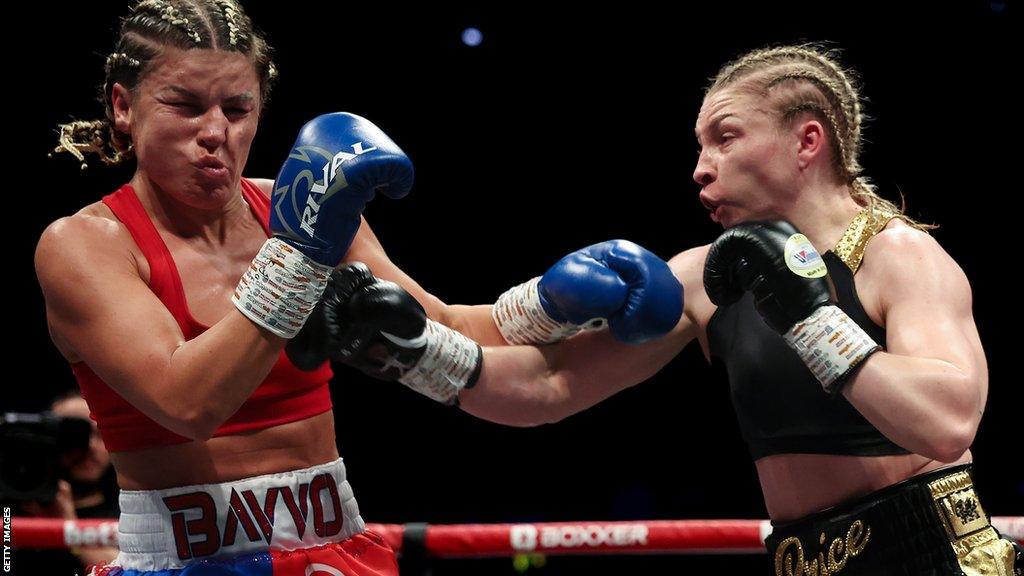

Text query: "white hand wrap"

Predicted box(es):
[398, 320, 482, 405]
[492, 277, 604, 344]
[784, 305, 881, 395]
[232, 238, 332, 339]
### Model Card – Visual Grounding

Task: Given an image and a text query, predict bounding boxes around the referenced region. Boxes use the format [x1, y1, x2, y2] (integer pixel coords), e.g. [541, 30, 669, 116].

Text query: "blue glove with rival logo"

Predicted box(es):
[493, 240, 683, 345]
[270, 112, 414, 266]
[234, 113, 413, 338]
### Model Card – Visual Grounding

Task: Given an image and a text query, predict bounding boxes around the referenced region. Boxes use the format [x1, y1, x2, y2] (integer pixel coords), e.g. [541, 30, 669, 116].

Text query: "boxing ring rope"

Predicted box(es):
[9, 517, 1024, 557]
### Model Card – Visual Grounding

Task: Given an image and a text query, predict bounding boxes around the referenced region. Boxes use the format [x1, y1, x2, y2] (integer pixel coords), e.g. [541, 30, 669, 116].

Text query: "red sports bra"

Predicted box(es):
[71, 178, 333, 452]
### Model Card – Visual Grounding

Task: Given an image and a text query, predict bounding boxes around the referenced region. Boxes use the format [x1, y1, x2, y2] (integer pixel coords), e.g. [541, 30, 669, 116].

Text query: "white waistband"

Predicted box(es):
[113, 457, 365, 571]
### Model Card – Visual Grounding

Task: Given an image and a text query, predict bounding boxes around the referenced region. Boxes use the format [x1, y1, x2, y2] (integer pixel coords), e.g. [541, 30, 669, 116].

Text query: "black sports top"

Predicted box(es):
[706, 209, 911, 460]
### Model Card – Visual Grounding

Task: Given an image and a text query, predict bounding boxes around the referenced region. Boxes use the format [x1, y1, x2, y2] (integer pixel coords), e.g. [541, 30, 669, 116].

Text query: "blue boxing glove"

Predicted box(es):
[234, 113, 414, 338]
[270, 112, 415, 267]
[493, 240, 683, 344]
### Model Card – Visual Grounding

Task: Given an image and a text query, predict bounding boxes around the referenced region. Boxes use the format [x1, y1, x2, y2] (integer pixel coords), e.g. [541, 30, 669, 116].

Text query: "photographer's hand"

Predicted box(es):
[21, 479, 75, 519]
[22, 480, 119, 568]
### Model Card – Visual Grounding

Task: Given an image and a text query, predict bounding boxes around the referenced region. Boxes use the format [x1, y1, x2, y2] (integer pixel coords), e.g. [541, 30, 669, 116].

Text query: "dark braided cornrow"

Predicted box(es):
[53, 0, 276, 169]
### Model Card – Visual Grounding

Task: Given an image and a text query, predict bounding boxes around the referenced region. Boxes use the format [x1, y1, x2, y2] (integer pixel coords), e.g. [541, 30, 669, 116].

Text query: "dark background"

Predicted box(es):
[10, 1, 1019, 573]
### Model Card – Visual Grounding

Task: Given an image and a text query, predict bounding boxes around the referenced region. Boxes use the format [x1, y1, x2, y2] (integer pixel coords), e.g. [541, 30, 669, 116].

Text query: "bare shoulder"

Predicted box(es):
[35, 203, 140, 290]
[36, 203, 149, 360]
[668, 243, 714, 311]
[859, 219, 971, 320]
[37, 202, 130, 259]
[666, 244, 716, 354]
[667, 243, 712, 286]
[862, 219, 963, 281]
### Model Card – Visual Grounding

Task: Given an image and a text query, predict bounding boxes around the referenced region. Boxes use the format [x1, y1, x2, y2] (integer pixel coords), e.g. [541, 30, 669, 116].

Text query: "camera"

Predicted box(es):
[0, 412, 91, 503]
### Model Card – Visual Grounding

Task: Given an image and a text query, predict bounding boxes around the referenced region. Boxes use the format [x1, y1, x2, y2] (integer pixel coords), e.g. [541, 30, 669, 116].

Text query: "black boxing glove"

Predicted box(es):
[704, 221, 880, 394]
[324, 263, 482, 405]
[286, 298, 331, 371]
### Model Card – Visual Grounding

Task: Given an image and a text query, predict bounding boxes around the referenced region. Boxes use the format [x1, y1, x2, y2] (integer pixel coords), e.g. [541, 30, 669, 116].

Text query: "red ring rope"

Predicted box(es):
[9, 517, 1023, 557]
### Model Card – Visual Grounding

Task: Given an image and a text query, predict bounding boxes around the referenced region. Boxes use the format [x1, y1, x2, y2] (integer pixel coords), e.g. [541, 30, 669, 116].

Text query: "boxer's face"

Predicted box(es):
[693, 87, 798, 228]
[113, 47, 261, 209]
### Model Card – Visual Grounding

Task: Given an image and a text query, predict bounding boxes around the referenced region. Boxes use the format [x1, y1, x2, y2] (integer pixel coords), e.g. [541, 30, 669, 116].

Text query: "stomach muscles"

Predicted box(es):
[110, 411, 339, 490]
[756, 450, 972, 522]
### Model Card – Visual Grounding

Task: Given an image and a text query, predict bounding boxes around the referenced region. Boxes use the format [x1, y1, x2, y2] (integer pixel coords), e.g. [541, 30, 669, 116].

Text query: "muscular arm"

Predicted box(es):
[36, 215, 283, 441]
[457, 246, 706, 426]
[460, 318, 697, 426]
[842, 226, 987, 462]
[259, 172, 704, 422]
